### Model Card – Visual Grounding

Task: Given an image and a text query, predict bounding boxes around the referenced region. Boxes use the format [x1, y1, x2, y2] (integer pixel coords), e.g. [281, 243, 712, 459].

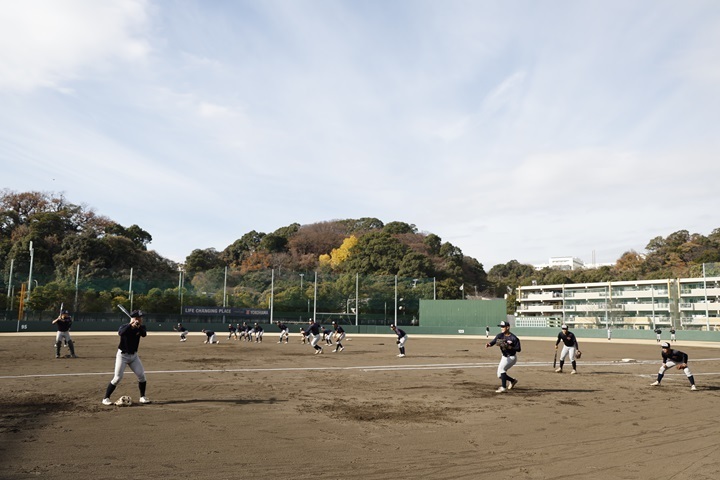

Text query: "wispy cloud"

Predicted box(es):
[1, 0, 719, 267]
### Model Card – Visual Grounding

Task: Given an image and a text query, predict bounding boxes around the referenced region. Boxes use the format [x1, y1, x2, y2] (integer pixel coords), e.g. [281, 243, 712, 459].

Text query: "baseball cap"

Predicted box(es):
[61, 309, 70, 314]
[661, 342, 671, 348]
[561, 324, 568, 329]
[130, 310, 144, 318]
[498, 321, 511, 327]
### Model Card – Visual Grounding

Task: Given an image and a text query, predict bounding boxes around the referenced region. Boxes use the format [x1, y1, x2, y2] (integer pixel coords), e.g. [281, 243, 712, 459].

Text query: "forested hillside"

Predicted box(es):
[0, 190, 486, 315]
[2, 190, 718, 316]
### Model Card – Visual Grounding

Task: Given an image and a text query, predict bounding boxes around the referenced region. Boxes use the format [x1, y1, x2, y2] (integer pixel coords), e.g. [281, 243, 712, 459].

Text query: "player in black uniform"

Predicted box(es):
[304, 319, 323, 354]
[52, 310, 76, 358]
[321, 326, 334, 346]
[486, 320, 520, 393]
[202, 329, 219, 344]
[174, 322, 188, 342]
[228, 323, 238, 340]
[254, 323, 264, 342]
[277, 322, 289, 343]
[332, 321, 345, 353]
[102, 310, 151, 405]
[650, 342, 697, 390]
[390, 324, 408, 357]
[555, 325, 581, 374]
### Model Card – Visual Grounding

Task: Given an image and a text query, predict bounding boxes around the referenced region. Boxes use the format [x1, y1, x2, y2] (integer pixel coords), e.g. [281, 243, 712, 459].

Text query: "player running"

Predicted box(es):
[304, 319, 323, 354]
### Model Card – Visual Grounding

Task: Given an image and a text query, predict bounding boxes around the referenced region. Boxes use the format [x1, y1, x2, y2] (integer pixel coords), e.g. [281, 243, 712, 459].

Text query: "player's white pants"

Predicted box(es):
[335, 332, 346, 343]
[310, 334, 321, 348]
[397, 335, 408, 349]
[660, 360, 692, 377]
[256, 331, 263, 340]
[497, 355, 517, 378]
[280, 329, 288, 340]
[560, 345, 576, 362]
[111, 350, 146, 384]
[206, 334, 217, 343]
[55, 331, 72, 344]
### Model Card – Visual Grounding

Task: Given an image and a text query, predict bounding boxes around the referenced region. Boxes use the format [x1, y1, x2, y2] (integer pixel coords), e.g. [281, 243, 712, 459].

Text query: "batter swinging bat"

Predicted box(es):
[118, 304, 132, 318]
[553, 349, 558, 369]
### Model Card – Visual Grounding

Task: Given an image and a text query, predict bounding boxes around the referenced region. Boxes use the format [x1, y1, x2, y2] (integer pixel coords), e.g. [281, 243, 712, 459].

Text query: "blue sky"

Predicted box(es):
[2, 0, 719, 269]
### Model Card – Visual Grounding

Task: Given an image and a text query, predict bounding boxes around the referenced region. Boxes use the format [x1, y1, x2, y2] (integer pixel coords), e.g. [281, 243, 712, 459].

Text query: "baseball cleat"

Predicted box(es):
[555, 368, 562, 373]
[102, 398, 112, 406]
[339, 346, 344, 351]
[650, 381, 660, 386]
[508, 379, 518, 390]
[495, 387, 507, 393]
[139, 396, 152, 404]
[691, 385, 697, 391]
[571, 369, 577, 374]
[398, 353, 406, 357]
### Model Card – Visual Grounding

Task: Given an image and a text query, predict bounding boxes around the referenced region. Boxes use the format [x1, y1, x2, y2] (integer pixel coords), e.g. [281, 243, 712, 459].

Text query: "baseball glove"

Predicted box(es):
[676, 363, 688, 370]
[114, 395, 132, 406]
[576, 350, 582, 359]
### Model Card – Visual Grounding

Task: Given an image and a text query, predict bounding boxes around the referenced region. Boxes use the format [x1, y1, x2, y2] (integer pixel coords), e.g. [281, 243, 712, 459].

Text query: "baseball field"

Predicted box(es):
[1, 331, 719, 479]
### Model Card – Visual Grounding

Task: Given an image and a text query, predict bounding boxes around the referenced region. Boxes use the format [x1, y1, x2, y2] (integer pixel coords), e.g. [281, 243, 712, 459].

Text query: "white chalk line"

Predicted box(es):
[3, 358, 720, 380]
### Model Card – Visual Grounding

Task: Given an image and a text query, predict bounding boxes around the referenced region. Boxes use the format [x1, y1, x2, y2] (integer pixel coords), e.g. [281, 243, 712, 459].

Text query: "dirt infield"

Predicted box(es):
[1, 332, 720, 480]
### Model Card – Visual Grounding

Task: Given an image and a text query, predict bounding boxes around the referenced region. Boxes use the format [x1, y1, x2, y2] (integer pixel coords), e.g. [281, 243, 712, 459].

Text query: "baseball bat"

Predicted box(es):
[553, 350, 557, 369]
[118, 304, 132, 319]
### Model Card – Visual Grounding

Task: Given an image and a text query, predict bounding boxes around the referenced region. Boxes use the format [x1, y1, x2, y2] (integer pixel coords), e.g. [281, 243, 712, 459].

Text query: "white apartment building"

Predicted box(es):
[516, 276, 720, 330]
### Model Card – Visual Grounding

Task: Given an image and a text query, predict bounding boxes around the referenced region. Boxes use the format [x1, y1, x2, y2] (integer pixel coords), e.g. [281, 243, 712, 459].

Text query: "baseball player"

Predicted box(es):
[486, 320, 520, 393]
[239, 322, 250, 341]
[650, 342, 697, 390]
[52, 310, 77, 358]
[390, 324, 408, 357]
[253, 323, 264, 342]
[670, 328, 676, 342]
[655, 328, 662, 343]
[228, 323, 238, 340]
[277, 322, 289, 343]
[332, 321, 345, 353]
[299, 327, 308, 344]
[555, 324, 581, 374]
[202, 329, 219, 344]
[485, 326, 490, 338]
[607, 326, 612, 341]
[174, 323, 188, 342]
[321, 326, 334, 346]
[102, 310, 151, 405]
[304, 319, 323, 354]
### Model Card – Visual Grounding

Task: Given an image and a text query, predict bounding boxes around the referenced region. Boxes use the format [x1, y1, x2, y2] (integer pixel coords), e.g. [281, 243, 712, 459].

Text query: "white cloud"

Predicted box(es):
[0, 0, 150, 92]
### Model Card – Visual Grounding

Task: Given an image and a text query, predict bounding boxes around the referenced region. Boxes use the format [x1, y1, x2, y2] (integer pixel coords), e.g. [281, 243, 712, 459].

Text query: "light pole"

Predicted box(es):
[299, 273, 304, 291]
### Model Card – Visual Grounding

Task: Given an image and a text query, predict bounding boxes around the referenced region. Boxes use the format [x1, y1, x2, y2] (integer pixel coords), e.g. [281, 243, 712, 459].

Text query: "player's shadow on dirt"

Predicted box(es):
[520, 388, 599, 394]
[155, 397, 284, 405]
[698, 385, 720, 391]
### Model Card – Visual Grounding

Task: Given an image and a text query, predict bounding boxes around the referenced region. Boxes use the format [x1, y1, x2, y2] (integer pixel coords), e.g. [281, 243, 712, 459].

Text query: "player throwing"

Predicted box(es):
[486, 320, 520, 393]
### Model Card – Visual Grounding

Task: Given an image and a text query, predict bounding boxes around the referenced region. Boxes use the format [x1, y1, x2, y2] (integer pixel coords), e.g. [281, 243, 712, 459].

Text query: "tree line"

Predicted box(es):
[0, 190, 486, 316]
[2, 190, 718, 316]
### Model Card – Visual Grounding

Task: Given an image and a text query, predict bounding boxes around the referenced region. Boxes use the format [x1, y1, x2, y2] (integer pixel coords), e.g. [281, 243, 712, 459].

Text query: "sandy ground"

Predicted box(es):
[1, 331, 720, 480]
